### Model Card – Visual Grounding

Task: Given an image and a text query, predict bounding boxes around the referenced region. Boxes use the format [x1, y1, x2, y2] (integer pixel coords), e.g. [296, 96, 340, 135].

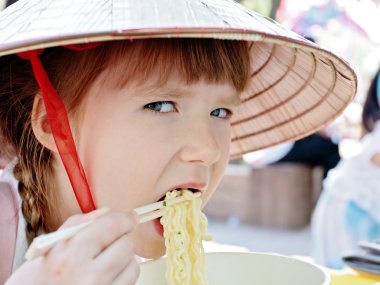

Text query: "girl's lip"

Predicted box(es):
[171, 182, 206, 191]
[154, 217, 164, 236]
[157, 184, 204, 202]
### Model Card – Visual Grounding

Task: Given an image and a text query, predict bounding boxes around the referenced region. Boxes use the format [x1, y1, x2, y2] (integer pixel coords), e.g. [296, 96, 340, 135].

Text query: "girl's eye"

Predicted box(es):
[211, 108, 232, 119]
[145, 101, 175, 113]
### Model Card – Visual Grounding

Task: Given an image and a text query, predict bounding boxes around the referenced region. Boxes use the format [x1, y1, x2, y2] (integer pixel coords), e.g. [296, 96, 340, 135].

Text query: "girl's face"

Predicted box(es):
[66, 72, 240, 258]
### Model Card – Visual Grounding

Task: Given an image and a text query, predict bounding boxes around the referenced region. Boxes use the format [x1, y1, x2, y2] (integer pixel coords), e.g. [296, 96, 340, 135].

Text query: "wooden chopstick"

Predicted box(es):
[135, 192, 200, 224]
[135, 192, 200, 215]
[24, 192, 201, 260]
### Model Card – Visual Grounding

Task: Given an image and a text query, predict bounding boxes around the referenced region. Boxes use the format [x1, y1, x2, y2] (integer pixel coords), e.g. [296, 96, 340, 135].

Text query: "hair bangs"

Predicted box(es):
[104, 38, 250, 92]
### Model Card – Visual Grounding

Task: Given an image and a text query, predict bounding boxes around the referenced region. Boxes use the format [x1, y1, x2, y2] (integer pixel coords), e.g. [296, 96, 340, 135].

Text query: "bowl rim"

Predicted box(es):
[139, 251, 331, 285]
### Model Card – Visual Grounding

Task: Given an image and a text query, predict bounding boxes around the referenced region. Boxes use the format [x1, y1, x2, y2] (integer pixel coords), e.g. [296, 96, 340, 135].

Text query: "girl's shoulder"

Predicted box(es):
[0, 162, 19, 284]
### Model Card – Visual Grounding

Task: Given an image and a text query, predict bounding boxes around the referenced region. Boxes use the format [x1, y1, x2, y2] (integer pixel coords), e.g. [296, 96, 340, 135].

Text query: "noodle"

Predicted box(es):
[160, 189, 210, 285]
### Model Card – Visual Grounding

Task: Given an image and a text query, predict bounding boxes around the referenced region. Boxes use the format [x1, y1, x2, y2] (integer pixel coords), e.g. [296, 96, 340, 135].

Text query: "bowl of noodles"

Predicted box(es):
[136, 252, 330, 285]
[137, 190, 329, 284]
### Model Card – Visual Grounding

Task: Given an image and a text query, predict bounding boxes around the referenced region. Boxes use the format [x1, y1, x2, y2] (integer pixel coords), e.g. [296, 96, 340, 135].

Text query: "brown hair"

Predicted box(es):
[0, 38, 250, 244]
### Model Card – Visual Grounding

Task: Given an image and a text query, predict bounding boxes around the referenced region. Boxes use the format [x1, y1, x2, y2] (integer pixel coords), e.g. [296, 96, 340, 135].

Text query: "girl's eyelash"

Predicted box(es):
[144, 101, 176, 114]
[211, 108, 233, 119]
[144, 102, 233, 119]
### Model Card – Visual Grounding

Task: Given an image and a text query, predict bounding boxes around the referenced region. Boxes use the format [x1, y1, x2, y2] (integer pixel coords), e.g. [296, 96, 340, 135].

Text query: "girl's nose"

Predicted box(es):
[178, 123, 222, 166]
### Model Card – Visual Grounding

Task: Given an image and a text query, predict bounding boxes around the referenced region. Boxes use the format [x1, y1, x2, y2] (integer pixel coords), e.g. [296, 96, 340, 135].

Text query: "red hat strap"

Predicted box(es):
[17, 47, 97, 213]
[64, 42, 102, 51]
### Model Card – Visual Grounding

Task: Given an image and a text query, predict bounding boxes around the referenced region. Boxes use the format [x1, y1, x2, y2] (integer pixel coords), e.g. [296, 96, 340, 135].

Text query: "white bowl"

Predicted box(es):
[136, 252, 330, 285]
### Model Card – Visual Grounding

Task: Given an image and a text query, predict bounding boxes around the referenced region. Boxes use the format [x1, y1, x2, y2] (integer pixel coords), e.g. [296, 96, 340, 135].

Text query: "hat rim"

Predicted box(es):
[0, 27, 339, 60]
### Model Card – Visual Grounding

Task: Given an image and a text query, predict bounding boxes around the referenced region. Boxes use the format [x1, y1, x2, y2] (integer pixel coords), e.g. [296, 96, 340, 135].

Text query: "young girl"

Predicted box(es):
[0, 0, 357, 284]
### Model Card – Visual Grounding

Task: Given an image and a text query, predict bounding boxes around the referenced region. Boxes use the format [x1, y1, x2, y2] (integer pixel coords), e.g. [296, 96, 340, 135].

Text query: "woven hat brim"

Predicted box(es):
[0, 0, 357, 157]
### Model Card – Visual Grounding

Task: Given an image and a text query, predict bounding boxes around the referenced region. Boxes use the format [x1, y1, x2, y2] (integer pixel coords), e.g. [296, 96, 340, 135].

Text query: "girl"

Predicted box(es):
[0, 0, 357, 284]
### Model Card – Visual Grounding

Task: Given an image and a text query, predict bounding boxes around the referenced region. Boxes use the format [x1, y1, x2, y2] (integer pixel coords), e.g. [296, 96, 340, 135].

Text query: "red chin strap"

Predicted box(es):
[17, 43, 102, 213]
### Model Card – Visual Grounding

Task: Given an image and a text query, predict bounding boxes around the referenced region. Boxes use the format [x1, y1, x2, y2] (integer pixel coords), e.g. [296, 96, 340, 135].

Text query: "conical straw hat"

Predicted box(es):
[0, 0, 357, 157]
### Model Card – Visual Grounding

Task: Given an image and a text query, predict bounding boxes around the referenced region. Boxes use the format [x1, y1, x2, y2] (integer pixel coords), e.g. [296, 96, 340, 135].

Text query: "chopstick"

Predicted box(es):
[24, 192, 200, 260]
[135, 192, 200, 222]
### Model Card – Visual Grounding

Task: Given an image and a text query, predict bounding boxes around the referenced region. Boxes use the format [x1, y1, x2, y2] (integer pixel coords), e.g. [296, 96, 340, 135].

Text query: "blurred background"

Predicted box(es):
[2, 0, 380, 269]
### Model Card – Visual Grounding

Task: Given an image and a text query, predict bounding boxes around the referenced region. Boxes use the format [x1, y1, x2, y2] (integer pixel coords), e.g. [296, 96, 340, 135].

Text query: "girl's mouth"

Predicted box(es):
[153, 188, 200, 236]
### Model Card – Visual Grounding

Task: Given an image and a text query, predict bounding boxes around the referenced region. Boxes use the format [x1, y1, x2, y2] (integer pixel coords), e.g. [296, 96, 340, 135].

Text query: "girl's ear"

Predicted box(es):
[31, 94, 58, 153]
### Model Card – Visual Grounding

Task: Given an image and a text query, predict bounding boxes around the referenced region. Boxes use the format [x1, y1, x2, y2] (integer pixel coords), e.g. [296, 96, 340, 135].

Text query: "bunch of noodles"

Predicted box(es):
[160, 189, 211, 285]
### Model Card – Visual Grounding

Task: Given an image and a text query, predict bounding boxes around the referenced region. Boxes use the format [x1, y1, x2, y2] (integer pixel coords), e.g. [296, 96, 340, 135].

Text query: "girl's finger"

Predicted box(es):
[112, 258, 140, 285]
[59, 208, 110, 229]
[92, 234, 135, 280]
[66, 212, 136, 259]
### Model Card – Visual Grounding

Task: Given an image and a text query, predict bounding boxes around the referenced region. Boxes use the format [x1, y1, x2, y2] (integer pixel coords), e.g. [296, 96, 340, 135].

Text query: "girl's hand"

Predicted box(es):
[6, 210, 140, 285]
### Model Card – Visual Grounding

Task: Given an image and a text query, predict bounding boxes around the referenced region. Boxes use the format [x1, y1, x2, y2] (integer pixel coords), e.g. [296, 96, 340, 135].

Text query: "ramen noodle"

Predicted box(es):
[160, 189, 210, 285]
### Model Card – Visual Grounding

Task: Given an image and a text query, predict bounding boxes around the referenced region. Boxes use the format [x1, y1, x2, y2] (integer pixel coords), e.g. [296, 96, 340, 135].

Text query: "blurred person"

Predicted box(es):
[274, 132, 340, 178]
[311, 69, 380, 269]
[244, 131, 340, 179]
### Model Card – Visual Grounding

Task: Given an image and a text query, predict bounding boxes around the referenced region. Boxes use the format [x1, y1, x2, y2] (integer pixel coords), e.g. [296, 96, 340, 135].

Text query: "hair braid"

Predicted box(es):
[0, 54, 57, 244]
[13, 153, 53, 244]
